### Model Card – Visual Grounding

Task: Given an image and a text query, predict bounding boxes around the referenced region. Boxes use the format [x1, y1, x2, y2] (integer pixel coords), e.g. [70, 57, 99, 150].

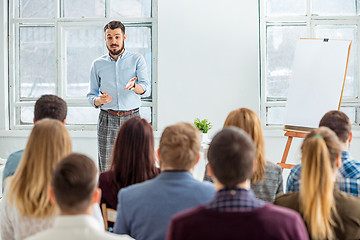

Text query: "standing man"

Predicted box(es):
[87, 21, 151, 172]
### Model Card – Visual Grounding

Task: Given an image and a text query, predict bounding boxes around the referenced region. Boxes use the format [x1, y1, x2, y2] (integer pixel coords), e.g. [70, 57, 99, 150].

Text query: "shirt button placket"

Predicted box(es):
[116, 59, 121, 109]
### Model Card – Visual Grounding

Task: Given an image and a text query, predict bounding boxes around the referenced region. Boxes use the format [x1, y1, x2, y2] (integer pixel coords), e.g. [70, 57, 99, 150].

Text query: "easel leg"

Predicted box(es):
[278, 136, 294, 171]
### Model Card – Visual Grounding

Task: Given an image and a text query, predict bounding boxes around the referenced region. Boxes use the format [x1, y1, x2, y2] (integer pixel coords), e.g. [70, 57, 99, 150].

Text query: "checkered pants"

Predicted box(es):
[97, 110, 140, 172]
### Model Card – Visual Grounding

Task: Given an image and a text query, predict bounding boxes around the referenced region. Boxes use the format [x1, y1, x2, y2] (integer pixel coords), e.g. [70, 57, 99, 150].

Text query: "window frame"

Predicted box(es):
[260, 0, 360, 128]
[8, 0, 158, 130]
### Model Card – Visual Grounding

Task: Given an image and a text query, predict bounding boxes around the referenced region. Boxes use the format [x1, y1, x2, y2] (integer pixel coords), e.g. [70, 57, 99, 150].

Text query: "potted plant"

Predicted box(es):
[194, 118, 212, 143]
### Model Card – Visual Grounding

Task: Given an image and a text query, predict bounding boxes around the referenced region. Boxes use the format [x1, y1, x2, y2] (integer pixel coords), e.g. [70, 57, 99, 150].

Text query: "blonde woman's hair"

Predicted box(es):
[300, 127, 341, 240]
[223, 108, 266, 183]
[8, 118, 72, 218]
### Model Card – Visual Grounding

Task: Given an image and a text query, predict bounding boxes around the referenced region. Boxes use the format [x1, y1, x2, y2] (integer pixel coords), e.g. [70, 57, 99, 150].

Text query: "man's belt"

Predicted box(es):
[103, 108, 139, 117]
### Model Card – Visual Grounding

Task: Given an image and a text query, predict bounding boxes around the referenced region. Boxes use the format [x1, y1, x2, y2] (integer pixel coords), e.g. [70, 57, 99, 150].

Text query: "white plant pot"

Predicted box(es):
[201, 133, 208, 143]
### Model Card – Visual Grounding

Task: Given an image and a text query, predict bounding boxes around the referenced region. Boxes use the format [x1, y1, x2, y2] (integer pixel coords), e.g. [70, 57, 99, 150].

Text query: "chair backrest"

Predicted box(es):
[101, 203, 117, 231]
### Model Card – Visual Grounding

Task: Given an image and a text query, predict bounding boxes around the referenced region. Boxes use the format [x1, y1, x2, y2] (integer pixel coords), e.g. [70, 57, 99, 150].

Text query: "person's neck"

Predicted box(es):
[161, 166, 192, 173]
[109, 48, 125, 61]
[339, 141, 349, 152]
[59, 207, 93, 216]
[215, 179, 251, 192]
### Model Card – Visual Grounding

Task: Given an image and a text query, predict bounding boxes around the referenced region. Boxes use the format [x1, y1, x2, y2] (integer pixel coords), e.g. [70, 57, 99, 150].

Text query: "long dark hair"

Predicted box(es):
[109, 116, 159, 195]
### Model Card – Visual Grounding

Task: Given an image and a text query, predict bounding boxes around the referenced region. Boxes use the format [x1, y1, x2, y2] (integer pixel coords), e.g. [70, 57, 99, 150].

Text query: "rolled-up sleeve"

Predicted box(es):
[87, 61, 100, 108]
[135, 55, 151, 98]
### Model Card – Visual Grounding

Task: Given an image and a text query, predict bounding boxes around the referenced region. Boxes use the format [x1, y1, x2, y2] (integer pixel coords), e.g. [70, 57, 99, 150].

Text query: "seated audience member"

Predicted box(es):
[99, 117, 159, 227]
[287, 111, 360, 197]
[113, 122, 215, 240]
[26, 153, 133, 240]
[224, 108, 283, 202]
[2, 94, 67, 190]
[167, 127, 308, 240]
[275, 127, 360, 239]
[0, 119, 72, 240]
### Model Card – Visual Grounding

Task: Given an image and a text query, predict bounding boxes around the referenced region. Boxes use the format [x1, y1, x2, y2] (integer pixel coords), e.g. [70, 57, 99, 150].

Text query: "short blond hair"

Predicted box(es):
[9, 119, 72, 218]
[159, 122, 200, 170]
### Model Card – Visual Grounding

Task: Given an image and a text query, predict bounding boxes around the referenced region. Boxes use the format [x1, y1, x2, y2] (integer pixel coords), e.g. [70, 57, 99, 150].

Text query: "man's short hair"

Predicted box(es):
[104, 21, 125, 34]
[52, 153, 97, 213]
[208, 127, 256, 188]
[319, 110, 351, 143]
[34, 95, 67, 122]
[159, 122, 200, 170]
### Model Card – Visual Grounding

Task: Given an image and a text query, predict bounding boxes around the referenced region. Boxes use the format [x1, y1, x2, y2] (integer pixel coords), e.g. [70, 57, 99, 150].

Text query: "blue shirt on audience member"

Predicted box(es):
[287, 151, 360, 197]
[2, 150, 24, 192]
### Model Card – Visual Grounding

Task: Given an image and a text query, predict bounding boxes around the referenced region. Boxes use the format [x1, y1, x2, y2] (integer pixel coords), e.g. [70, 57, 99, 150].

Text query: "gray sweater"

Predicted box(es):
[251, 161, 283, 202]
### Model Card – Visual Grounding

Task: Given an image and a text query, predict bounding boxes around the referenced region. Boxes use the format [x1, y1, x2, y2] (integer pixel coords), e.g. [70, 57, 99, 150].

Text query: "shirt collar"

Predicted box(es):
[53, 215, 103, 230]
[107, 48, 127, 62]
[206, 188, 265, 211]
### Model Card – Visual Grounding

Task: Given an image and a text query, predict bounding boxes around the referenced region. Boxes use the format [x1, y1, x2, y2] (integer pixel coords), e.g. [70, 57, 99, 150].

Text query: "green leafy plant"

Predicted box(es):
[194, 118, 212, 133]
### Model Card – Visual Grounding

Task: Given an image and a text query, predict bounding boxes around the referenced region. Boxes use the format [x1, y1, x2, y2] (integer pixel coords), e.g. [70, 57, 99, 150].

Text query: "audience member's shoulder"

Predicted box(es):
[26, 231, 134, 240]
[99, 171, 112, 182]
[289, 164, 302, 174]
[171, 205, 205, 223]
[265, 161, 282, 173]
[119, 176, 158, 194]
[265, 202, 299, 217]
[7, 149, 24, 161]
[101, 231, 134, 240]
[273, 192, 299, 208]
[199, 179, 216, 191]
[187, 177, 216, 194]
[335, 189, 360, 212]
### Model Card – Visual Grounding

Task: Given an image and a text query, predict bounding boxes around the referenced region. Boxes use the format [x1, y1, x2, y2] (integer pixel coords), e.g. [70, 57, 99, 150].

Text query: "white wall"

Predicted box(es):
[157, 0, 259, 134]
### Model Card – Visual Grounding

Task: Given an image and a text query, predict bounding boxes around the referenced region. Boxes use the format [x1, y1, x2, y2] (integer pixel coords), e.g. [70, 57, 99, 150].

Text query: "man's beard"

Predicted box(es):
[107, 41, 124, 56]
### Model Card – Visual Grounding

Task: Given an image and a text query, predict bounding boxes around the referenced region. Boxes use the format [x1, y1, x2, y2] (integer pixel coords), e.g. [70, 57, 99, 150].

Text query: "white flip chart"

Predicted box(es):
[284, 38, 352, 130]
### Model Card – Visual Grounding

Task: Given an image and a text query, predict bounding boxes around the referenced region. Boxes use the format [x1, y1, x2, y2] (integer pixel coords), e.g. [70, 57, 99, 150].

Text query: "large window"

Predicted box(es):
[260, 0, 360, 127]
[9, 0, 157, 129]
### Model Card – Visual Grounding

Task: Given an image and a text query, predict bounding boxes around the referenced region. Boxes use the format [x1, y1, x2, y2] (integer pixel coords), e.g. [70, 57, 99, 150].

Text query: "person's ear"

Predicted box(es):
[252, 158, 257, 173]
[62, 119, 66, 125]
[348, 132, 353, 144]
[49, 188, 56, 204]
[157, 148, 161, 164]
[92, 188, 101, 204]
[194, 153, 200, 166]
[207, 164, 214, 177]
[123, 34, 127, 41]
[33, 117, 35, 124]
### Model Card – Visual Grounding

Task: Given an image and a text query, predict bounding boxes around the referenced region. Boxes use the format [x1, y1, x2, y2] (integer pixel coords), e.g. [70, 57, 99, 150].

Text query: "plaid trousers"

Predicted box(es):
[97, 110, 140, 172]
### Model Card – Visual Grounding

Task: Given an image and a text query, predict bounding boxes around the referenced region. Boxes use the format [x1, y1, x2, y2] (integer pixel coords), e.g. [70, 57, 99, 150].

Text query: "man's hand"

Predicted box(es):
[124, 77, 137, 90]
[94, 91, 112, 106]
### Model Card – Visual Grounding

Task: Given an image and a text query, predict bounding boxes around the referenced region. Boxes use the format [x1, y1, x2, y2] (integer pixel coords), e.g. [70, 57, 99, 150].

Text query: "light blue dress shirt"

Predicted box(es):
[2, 149, 24, 192]
[87, 50, 150, 111]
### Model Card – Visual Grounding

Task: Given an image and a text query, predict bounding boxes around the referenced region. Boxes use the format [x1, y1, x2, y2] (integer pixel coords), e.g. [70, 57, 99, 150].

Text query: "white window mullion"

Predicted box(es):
[105, 0, 110, 18]
[57, 21, 65, 99]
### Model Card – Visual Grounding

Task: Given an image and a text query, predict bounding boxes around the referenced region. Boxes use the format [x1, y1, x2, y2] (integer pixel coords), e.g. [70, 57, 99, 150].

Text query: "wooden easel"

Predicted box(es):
[277, 38, 352, 171]
[277, 130, 308, 170]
